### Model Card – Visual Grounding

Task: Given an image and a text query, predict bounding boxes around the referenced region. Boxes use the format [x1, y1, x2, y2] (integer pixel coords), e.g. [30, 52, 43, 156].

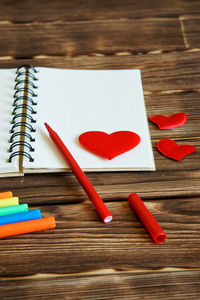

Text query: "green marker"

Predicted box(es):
[0, 204, 28, 216]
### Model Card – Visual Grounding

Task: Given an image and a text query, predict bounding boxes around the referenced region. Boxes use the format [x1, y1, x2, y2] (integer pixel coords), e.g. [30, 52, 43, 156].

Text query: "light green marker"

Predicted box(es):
[0, 204, 28, 216]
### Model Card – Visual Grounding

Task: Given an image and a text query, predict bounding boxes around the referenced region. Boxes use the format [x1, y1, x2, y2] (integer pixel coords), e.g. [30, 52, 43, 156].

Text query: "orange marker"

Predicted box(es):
[0, 191, 13, 199]
[0, 217, 56, 238]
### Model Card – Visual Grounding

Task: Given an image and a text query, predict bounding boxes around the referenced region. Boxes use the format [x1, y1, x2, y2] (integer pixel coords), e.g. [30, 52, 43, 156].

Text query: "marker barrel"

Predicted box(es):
[0, 204, 28, 216]
[0, 209, 41, 225]
[0, 191, 13, 199]
[45, 123, 113, 224]
[0, 217, 56, 238]
[128, 193, 166, 243]
[0, 197, 19, 208]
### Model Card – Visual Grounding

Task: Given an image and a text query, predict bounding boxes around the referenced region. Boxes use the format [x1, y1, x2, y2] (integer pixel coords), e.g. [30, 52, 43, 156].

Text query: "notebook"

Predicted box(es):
[0, 65, 155, 177]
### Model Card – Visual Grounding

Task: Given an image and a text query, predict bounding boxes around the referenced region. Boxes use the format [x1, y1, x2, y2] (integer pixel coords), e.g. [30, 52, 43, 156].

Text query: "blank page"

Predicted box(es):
[0, 69, 19, 175]
[23, 68, 155, 171]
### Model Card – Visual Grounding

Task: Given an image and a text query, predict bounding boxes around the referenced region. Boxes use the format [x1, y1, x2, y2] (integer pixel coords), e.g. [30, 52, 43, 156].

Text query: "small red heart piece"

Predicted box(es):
[79, 131, 141, 160]
[149, 113, 187, 129]
[157, 139, 196, 161]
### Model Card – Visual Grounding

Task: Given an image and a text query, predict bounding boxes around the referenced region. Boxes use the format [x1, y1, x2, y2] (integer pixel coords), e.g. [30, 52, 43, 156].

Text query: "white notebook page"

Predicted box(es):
[0, 69, 19, 174]
[23, 68, 155, 171]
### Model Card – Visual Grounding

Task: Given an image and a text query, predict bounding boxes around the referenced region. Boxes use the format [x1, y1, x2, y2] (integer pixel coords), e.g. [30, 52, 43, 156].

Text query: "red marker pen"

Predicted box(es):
[128, 193, 166, 243]
[45, 123, 113, 223]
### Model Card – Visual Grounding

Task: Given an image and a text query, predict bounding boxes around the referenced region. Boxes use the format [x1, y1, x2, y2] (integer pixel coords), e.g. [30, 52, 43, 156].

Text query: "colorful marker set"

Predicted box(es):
[0, 191, 56, 238]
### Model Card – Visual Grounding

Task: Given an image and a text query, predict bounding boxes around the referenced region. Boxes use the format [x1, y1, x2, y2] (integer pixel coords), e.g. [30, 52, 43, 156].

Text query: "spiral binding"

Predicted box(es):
[8, 65, 39, 163]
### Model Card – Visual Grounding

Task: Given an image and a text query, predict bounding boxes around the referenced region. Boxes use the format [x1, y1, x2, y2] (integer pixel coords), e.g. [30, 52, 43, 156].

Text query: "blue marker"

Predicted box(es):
[0, 209, 41, 225]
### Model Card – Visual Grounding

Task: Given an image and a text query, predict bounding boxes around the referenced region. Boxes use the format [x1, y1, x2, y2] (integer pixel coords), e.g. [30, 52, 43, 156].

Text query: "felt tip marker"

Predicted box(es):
[0, 209, 42, 225]
[0, 197, 19, 208]
[0, 191, 13, 199]
[0, 217, 56, 238]
[0, 204, 28, 216]
[45, 123, 113, 224]
[128, 193, 166, 243]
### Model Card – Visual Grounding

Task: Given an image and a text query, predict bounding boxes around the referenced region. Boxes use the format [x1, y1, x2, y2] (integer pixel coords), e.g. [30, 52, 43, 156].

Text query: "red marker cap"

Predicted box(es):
[128, 193, 166, 243]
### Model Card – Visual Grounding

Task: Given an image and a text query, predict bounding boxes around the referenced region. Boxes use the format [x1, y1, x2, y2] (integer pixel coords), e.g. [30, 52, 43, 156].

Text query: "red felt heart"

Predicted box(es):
[157, 139, 196, 161]
[149, 113, 187, 129]
[79, 131, 141, 160]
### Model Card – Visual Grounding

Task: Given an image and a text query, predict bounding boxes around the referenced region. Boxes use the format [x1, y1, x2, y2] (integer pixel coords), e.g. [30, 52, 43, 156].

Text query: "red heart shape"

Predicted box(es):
[157, 139, 196, 161]
[79, 131, 141, 160]
[149, 113, 187, 129]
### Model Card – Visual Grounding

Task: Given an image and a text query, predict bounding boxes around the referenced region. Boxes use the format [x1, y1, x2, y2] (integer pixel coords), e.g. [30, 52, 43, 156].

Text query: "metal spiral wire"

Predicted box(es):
[8, 65, 38, 163]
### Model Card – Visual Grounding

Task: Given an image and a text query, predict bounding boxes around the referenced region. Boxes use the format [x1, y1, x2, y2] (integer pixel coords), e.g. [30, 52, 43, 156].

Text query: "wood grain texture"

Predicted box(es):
[0, 0, 199, 22]
[0, 198, 199, 277]
[183, 18, 200, 48]
[0, 19, 185, 57]
[0, 167, 200, 206]
[0, 51, 200, 91]
[0, 0, 199, 299]
[0, 270, 200, 299]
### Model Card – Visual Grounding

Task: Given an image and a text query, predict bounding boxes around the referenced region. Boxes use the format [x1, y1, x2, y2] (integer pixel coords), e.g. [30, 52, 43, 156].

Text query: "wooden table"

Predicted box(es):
[0, 1, 200, 299]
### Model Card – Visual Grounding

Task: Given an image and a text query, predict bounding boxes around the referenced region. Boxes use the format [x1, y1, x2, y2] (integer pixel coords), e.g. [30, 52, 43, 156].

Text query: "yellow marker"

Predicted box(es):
[0, 197, 19, 208]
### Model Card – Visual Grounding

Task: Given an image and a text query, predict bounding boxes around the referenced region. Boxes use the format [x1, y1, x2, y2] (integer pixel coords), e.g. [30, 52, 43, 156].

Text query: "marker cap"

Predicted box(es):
[128, 193, 166, 243]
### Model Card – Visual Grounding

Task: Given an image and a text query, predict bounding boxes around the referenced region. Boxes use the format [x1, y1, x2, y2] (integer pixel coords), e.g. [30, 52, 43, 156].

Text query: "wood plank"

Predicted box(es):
[0, 2, 199, 299]
[183, 18, 200, 48]
[0, 51, 199, 91]
[0, 19, 185, 57]
[0, 0, 200, 22]
[0, 270, 200, 299]
[0, 166, 200, 206]
[0, 198, 199, 276]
